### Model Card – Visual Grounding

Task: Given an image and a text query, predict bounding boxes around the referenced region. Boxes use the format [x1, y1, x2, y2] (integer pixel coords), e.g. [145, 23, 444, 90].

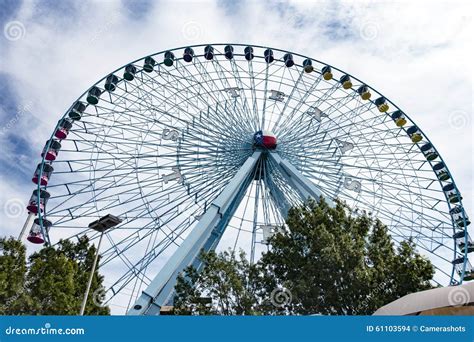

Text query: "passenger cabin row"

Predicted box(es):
[27, 96, 88, 243]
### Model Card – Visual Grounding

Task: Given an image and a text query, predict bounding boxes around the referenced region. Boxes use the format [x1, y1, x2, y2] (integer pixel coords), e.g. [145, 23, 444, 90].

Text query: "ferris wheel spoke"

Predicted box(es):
[268, 66, 305, 131]
[105, 83, 253, 149]
[228, 59, 259, 132]
[300, 155, 442, 193]
[326, 98, 435, 227]
[48, 157, 211, 220]
[194, 104, 252, 143]
[101, 201, 202, 268]
[100, 79, 201, 131]
[175, 57, 256, 133]
[46, 145, 161, 215]
[206, 53, 258, 131]
[296, 166, 438, 227]
[47, 169, 147, 220]
[124, 225, 159, 311]
[276, 81, 341, 136]
[327, 177, 451, 234]
[260, 63, 270, 130]
[278, 88, 370, 142]
[280, 92, 360, 142]
[247, 59, 262, 129]
[106, 220, 193, 300]
[296, 160, 447, 224]
[272, 71, 325, 133]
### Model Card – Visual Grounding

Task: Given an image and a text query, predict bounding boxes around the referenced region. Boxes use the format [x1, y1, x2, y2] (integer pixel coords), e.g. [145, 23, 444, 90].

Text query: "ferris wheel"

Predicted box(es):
[22, 44, 472, 315]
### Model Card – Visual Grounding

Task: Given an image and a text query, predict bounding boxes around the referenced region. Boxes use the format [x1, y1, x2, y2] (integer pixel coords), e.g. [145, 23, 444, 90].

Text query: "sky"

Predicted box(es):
[0, 0, 472, 313]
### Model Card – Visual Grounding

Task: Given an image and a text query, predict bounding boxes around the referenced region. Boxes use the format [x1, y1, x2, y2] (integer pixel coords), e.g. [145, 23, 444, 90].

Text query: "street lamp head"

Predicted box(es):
[88, 214, 122, 232]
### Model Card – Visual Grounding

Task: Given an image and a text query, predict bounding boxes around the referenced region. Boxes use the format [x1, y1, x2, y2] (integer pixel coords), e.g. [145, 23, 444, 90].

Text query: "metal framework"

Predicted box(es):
[22, 44, 472, 314]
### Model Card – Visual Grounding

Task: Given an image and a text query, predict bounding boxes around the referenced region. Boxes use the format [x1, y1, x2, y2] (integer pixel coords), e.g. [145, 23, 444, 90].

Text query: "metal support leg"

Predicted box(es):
[18, 212, 35, 241]
[268, 152, 335, 207]
[128, 151, 262, 315]
[265, 171, 291, 217]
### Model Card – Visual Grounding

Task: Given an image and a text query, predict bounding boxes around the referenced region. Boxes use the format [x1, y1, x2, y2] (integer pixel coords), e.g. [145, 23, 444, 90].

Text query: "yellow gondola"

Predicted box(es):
[321, 66, 333, 80]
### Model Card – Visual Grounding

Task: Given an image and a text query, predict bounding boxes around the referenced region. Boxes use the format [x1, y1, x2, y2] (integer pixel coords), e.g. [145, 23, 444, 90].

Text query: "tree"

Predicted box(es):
[0, 236, 109, 315]
[174, 250, 270, 315]
[0, 238, 32, 314]
[174, 198, 435, 315]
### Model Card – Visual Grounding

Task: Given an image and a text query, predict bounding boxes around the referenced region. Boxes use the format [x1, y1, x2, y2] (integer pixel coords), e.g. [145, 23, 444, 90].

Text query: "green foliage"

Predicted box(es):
[0, 238, 31, 314]
[0, 236, 109, 315]
[174, 250, 269, 315]
[174, 198, 435, 315]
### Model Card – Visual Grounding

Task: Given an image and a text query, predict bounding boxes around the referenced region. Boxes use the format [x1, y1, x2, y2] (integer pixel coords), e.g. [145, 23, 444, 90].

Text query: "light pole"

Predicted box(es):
[79, 214, 121, 316]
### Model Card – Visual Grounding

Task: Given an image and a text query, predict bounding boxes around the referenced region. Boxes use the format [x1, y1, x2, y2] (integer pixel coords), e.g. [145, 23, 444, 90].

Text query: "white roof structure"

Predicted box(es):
[374, 282, 474, 315]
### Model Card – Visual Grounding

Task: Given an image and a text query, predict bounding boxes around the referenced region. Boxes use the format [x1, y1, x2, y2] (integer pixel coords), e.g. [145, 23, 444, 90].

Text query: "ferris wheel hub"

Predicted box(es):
[253, 130, 277, 150]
